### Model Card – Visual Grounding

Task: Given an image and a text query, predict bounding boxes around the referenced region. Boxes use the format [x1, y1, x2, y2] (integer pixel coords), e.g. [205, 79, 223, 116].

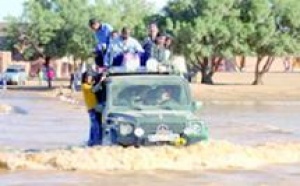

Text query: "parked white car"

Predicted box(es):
[4, 65, 27, 85]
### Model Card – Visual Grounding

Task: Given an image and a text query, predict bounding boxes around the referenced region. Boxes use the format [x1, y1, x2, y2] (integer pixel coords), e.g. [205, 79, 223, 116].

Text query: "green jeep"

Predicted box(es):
[99, 71, 208, 147]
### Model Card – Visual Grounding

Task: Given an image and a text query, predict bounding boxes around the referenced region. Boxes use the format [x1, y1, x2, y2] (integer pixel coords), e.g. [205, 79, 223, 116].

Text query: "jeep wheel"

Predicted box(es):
[134, 138, 147, 148]
[119, 144, 130, 148]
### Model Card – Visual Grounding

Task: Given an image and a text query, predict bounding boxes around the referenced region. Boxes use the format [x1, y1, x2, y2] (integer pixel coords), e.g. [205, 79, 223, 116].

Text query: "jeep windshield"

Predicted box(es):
[110, 78, 190, 111]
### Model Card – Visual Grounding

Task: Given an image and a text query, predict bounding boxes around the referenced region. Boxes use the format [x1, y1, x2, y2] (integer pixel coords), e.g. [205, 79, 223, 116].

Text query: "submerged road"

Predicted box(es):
[0, 91, 300, 186]
[0, 91, 88, 150]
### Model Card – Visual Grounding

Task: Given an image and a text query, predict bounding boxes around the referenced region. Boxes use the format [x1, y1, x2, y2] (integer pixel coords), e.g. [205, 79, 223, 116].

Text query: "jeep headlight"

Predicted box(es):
[184, 121, 204, 135]
[134, 127, 145, 137]
[119, 122, 134, 136]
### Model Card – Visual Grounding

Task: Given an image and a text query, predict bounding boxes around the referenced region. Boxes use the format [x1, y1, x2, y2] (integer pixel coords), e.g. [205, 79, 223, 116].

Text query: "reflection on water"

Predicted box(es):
[0, 92, 300, 185]
[201, 102, 300, 145]
[0, 92, 88, 150]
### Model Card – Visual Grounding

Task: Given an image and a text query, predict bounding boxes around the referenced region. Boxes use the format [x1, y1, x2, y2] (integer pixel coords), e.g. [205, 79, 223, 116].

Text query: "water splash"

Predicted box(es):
[1, 140, 300, 172]
[0, 104, 12, 114]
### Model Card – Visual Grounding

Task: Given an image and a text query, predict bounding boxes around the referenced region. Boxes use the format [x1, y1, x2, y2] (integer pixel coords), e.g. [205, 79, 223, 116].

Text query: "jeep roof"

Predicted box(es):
[105, 66, 178, 77]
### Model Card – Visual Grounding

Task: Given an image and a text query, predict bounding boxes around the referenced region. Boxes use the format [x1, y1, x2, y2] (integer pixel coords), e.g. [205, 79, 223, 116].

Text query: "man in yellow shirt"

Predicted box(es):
[82, 83, 98, 111]
[81, 72, 102, 146]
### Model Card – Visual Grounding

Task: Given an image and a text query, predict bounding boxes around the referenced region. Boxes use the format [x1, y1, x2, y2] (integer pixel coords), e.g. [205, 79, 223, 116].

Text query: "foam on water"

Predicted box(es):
[0, 104, 12, 114]
[1, 140, 300, 172]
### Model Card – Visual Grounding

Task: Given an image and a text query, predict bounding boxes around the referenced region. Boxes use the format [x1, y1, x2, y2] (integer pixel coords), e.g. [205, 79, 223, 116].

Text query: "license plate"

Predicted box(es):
[148, 134, 180, 142]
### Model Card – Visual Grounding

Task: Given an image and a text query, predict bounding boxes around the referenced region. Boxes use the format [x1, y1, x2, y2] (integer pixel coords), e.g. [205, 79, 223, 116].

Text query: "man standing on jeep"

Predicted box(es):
[89, 18, 113, 69]
[105, 27, 144, 67]
[142, 22, 159, 66]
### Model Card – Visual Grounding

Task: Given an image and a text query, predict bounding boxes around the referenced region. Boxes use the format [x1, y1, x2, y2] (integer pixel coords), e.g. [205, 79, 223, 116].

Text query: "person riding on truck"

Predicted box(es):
[89, 18, 113, 69]
[104, 27, 144, 67]
[142, 22, 159, 66]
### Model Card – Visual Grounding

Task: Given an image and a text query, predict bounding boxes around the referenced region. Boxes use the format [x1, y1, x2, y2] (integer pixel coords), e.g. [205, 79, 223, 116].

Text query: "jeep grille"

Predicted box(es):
[140, 122, 186, 135]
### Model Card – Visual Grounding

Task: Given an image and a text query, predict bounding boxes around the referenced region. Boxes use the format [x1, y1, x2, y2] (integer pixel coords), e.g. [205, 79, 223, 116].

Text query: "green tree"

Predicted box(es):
[4, 0, 64, 59]
[163, 0, 246, 84]
[5, 0, 153, 62]
[23, 0, 64, 56]
[161, 0, 300, 85]
[240, 0, 300, 85]
[91, 0, 153, 38]
[51, 0, 95, 61]
[2, 16, 31, 60]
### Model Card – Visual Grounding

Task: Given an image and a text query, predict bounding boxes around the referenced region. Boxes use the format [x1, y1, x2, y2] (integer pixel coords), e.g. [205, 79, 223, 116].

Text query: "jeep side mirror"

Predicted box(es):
[192, 101, 203, 112]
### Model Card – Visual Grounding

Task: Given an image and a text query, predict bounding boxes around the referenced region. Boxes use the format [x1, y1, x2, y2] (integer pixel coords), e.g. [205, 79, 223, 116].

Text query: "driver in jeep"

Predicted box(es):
[156, 88, 179, 107]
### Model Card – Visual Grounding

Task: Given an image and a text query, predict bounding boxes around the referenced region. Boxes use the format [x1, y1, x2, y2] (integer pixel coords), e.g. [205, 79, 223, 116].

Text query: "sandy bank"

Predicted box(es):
[192, 72, 300, 102]
[65, 72, 300, 103]
[6, 72, 300, 103]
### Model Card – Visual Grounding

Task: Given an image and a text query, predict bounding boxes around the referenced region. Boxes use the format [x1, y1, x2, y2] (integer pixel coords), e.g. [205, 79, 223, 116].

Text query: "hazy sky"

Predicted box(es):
[0, 0, 24, 21]
[0, 0, 168, 21]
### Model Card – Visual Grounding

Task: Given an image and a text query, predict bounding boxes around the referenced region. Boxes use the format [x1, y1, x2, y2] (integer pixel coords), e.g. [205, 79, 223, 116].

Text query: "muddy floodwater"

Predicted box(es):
[0, 91, 300, 186]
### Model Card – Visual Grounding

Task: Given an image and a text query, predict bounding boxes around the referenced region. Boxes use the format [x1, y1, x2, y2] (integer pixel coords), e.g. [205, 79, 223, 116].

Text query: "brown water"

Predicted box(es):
[0, 92, 300, 185]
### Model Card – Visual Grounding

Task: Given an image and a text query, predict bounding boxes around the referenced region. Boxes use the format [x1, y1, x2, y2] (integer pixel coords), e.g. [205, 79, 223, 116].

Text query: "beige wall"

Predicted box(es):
[235, 56, 300, 72]
[0, 51, 76, 79]
[0, 51, 12, 73]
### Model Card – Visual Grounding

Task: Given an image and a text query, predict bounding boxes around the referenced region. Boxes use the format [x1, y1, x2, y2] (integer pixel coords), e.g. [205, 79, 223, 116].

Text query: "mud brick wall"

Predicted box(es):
[0, 51, 12, 73]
